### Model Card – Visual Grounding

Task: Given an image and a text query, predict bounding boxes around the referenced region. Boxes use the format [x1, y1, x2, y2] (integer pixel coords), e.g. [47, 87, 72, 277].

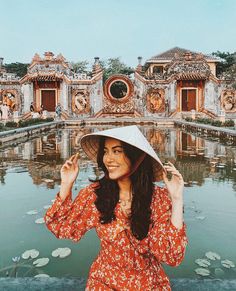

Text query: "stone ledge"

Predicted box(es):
[0, 278, 236, 291]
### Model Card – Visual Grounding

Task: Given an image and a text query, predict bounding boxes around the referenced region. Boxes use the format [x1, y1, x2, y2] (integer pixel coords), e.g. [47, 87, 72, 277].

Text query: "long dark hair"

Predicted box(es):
[94, 137, 154, 240]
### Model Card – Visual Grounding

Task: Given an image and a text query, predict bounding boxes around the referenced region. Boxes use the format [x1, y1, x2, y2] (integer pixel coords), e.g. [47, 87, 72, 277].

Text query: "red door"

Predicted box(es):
[182, 89, 196, 111]
[41, 90, 56, 111]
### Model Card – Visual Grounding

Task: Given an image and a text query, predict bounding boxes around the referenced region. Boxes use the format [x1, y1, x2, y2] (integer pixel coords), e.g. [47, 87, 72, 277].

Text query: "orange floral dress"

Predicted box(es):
[45, 183, 187, 290]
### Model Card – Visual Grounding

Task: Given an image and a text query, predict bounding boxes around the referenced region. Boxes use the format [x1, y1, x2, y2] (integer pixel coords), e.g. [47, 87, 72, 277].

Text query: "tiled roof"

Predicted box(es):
[147, 47, 219, 62]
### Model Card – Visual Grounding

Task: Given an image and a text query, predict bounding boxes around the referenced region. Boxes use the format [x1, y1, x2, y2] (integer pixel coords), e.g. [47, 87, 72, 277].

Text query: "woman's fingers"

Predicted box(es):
[163, 163, 183, 180]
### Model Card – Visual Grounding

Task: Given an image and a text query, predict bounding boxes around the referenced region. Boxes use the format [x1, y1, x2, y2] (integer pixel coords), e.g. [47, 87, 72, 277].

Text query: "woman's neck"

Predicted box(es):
[118, 178, 132, 200]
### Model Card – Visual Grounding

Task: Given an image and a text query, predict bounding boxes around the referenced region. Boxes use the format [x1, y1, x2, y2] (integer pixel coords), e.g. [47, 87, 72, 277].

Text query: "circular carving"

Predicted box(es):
[104, 75, 134, 103]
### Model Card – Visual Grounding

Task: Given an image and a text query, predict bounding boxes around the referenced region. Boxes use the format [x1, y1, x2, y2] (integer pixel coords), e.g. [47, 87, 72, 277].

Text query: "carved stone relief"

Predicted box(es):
[72, 89, 90, 114]
[1, 89, 18, 110]
[221, 89, 236, 112]
[146, 88, 165, 113]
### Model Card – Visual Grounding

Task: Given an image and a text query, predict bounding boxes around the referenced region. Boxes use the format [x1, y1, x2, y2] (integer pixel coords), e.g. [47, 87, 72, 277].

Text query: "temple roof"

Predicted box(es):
[146, 47, 219, 63]
[20, 72, 65, 82]
[164, 55, 212, 80]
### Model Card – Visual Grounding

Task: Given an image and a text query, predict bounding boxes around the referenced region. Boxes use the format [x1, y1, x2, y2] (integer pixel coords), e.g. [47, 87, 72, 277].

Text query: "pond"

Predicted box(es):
[0, 125, 236, 281]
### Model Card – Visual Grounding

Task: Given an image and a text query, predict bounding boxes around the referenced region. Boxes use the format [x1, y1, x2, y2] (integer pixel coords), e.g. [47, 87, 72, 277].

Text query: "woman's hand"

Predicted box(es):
[163, 162, 184, 202]
[163, 161, 184, 229]
[59, 153, 80, 201]
[61, 153, 80, 185]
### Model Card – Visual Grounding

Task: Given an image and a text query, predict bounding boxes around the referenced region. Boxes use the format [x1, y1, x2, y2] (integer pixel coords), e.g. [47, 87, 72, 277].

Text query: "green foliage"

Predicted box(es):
[211, 120, 223, 127]
[185, 117, 235, 128]
[185, 117, 193, 122]
[4, 63, 29, 78]
[71, 61, 90, 74]
[100, 58, 134, 82]
[212, 51, 236, 83]
[224, 119, 235, 127]
[18, 118, 53, 127]
[5, 121, 18, 128]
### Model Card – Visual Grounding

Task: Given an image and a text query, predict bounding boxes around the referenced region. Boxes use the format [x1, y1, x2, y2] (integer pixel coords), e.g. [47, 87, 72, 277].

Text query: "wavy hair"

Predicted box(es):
[94, 137, 154, 240]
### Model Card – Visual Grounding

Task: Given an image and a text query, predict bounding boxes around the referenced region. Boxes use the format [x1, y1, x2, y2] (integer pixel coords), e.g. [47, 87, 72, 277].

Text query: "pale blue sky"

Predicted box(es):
[0, 0, 235, 67]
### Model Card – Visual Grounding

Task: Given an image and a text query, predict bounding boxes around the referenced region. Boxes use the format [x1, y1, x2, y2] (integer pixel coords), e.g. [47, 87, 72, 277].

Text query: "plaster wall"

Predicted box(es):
[169, 82, 177, 111]
[90, 79, 103, 114]
[204, 81, 218, 114]
[60, 82, 68, 111]
[21, 83, 33, 113]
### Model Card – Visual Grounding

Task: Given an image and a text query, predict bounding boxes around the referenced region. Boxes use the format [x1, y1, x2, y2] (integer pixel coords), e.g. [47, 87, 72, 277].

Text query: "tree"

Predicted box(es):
[71, 61, 90, 74]
[4, 63, 29, 78]
[100, 58, 134, 82]
[212, 51, 236, 76]
[212, 51, 236, 88]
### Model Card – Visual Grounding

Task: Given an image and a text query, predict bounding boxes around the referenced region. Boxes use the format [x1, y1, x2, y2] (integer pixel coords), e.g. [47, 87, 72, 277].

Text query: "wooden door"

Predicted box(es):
[41, 90, 56, 111]
[182, 89, 196, 111]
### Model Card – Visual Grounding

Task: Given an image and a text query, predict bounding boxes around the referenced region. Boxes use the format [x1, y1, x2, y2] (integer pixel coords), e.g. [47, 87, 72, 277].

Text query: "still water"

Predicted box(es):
[0, 126, 236, 280]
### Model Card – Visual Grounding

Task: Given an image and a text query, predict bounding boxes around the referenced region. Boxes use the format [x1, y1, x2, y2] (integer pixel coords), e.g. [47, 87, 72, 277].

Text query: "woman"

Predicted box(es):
[45, 125, 187, 290]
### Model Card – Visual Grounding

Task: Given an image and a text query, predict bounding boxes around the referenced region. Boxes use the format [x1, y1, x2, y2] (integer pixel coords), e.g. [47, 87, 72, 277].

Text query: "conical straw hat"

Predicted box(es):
[80, 125, 164, 181]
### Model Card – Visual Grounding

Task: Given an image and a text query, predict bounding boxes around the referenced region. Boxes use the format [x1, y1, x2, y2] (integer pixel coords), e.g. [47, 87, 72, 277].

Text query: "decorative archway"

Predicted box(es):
[103, 75, 134, 115]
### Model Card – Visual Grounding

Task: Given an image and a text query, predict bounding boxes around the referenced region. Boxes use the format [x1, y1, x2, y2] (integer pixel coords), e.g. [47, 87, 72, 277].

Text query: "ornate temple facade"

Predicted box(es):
[0, 48, 235, 120]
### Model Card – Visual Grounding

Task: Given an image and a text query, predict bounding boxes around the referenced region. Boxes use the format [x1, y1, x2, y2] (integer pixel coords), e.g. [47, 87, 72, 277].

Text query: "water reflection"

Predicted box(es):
[0, 126, 236, 279]
[0, 127, 236, 190]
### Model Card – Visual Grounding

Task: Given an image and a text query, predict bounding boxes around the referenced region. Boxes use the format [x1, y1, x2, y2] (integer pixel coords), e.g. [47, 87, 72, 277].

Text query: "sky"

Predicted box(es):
[0, 0, 235, 67]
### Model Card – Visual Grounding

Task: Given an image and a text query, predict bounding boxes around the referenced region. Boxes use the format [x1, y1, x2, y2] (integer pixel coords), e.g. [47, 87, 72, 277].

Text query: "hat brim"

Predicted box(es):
[80, 133, 164, 182]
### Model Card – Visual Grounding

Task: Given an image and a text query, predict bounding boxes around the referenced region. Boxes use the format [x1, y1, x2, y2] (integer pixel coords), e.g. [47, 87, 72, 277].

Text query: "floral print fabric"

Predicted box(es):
[45, 183, 187, 290]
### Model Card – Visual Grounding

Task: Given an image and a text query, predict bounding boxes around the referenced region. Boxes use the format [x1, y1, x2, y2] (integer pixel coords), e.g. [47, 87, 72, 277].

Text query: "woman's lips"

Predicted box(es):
[107, 165, 119, 171]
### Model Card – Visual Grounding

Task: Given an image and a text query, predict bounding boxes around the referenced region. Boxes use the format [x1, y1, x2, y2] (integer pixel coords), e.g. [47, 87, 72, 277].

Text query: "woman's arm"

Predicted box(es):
[149, 186, 187, 267]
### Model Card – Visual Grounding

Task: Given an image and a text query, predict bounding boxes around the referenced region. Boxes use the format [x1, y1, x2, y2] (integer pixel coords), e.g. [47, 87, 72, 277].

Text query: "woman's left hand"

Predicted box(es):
[163, 162, 184, 202]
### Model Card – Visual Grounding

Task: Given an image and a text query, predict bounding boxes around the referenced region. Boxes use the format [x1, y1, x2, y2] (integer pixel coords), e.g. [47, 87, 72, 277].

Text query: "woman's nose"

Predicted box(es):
[104, 152, 114, 162]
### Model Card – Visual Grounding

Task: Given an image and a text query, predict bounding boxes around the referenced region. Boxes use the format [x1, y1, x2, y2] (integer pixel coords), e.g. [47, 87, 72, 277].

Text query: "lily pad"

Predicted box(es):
[22, 249, 39, 259]
[34, 274, 50, 278]
[221, 260, 235, 268]
[33, 258, 49, 267]
[205, 251, 221, 260]
[51, 247, 71, 258]
[26, 210, 38, 215]
[196, 216, 206, 220]
[195, 258, 211, 267]
[35, 218, 45, 224]
[195, 268, 210, 276]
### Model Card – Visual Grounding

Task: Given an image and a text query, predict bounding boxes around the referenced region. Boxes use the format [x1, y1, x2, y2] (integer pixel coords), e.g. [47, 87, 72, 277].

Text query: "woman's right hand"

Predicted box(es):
[59, 153, 80, 201]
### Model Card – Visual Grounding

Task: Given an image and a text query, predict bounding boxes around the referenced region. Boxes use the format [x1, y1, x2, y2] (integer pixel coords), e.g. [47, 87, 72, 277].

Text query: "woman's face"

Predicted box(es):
[103, 138, 131, 180]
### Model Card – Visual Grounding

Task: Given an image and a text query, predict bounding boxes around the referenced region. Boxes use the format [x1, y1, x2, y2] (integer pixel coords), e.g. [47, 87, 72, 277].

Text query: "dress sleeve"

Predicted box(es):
[148, 187, 188, 266]
[44, 185, 98, 242]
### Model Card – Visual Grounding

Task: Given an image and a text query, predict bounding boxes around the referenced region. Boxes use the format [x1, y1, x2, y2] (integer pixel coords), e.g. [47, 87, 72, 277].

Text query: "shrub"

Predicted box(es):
[5, 121, 18, 128]
[211, 120, 222, 127]
[224, 119, 235, 127]
[18, 118, 54, 127]
[185, 117, 193, 122]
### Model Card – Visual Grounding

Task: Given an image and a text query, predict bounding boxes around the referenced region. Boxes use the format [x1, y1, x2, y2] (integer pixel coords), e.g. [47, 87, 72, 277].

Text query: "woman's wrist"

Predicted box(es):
[59, 182, 73, 201]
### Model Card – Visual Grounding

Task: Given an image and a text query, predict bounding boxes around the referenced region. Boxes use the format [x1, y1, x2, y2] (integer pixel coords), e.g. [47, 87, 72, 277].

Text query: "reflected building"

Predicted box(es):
[0, 127, 236, 188]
